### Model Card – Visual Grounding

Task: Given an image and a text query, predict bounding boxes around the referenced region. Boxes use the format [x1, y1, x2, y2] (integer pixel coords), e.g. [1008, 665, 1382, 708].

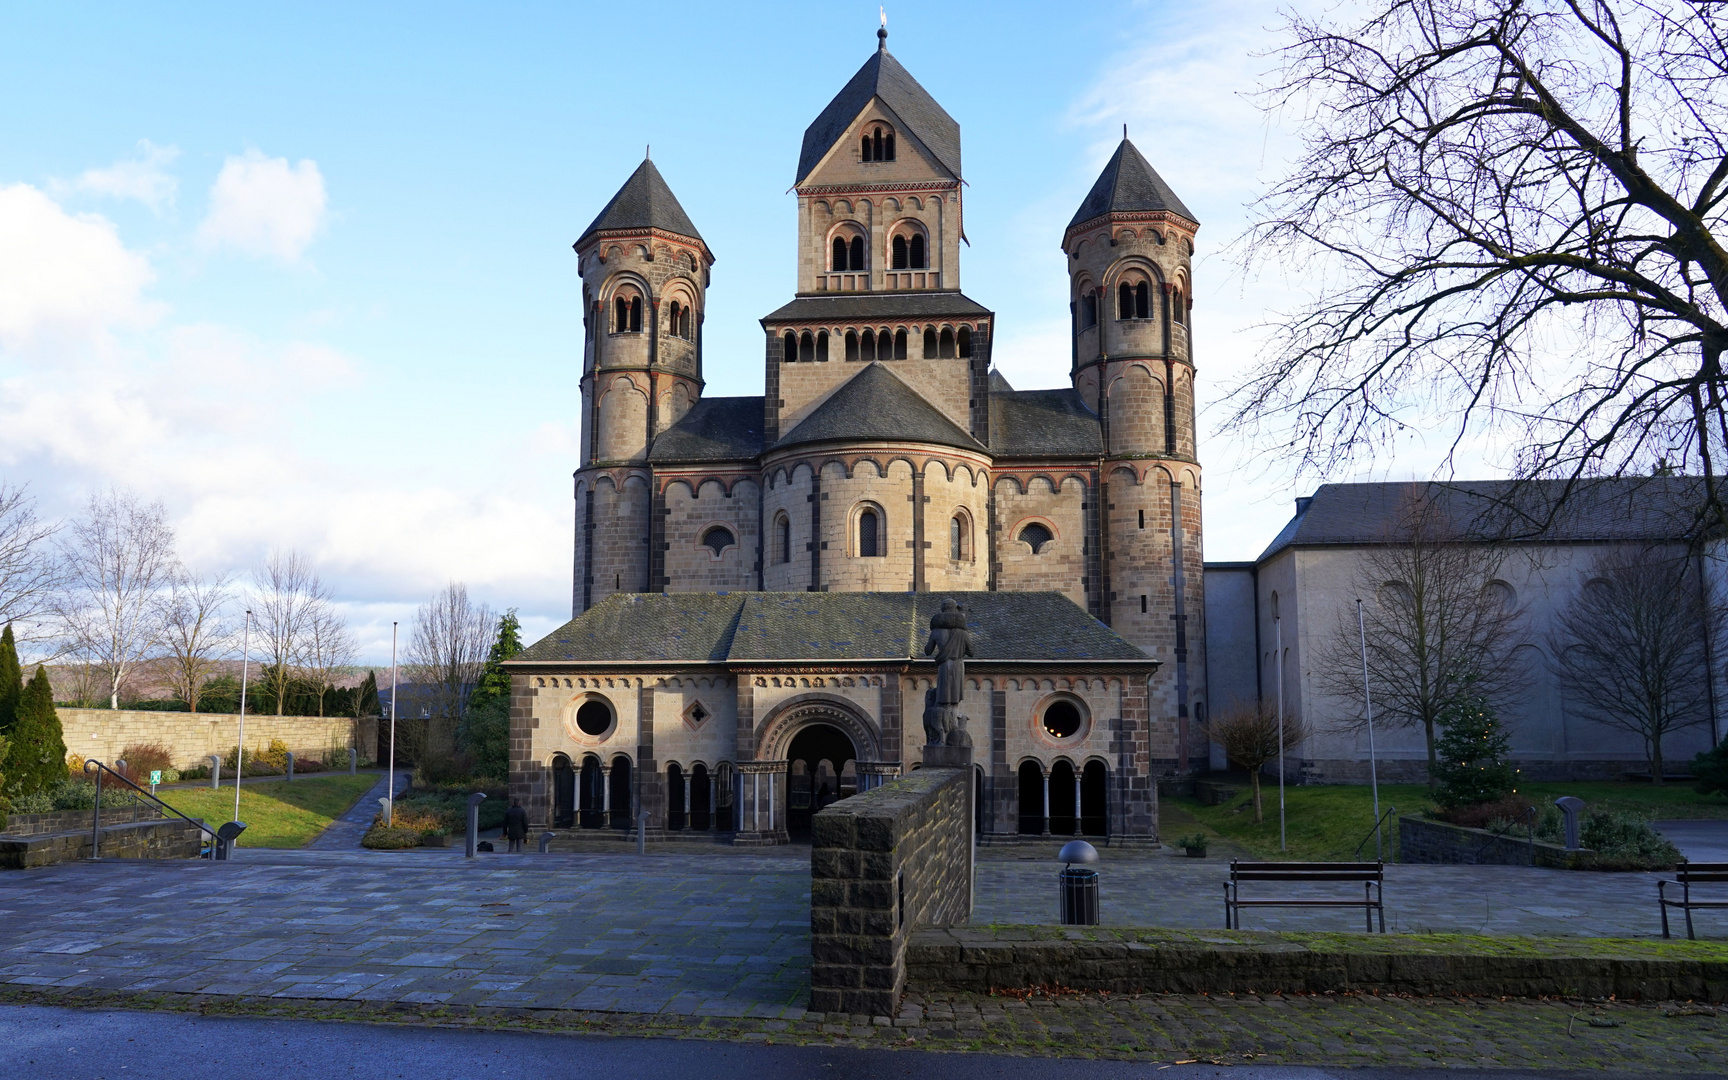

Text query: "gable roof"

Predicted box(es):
[797, 37, 961, 185]
[772, 362, 983, 452]
[1068, 138, 1196, 231]
[989, 387, 1103, 457]
[1257, 478, 1710, 562]
[513, 591, 1150, 664]
[764, 292, 990, 324]
[575, 159, 704, 249]
[648, 396, 765, 463]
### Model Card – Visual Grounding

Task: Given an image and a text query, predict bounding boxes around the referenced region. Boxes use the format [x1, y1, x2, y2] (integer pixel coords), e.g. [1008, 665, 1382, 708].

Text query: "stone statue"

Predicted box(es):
[921, 599, 974, 747]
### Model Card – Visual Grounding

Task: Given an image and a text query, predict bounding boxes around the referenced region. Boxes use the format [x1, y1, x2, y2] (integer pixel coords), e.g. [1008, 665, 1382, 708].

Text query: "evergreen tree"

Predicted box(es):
[1695, 737, 1728, 798]
[459, 610, 521, 780]
[4, 667, 67, 799]
[1431, 682, 1518, 808]
[0, 624, 21, 737]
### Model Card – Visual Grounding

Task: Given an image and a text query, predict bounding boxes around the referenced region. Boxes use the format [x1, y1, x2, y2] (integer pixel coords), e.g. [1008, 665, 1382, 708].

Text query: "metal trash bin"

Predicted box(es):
[1059, 867, 1099, 925]
[1057, 839, 1100, 925]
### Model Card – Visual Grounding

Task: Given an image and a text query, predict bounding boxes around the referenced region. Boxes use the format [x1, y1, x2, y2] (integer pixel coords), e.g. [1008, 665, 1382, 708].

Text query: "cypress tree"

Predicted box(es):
[0, 624, 21, 737]
[4, 667, 67, 799]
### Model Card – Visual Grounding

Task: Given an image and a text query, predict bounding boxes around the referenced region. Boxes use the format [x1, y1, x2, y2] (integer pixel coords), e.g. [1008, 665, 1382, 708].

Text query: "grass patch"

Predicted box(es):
[1175, 778, 1728, 862]
[156, 773, 379, 848]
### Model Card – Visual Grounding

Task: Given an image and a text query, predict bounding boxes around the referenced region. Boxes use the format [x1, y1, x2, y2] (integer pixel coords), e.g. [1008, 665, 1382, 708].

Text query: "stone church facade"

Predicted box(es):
[508, 29, 1207, 843]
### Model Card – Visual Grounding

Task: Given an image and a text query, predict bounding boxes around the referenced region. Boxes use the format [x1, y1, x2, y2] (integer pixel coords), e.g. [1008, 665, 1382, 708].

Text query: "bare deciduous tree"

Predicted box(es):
[303, 598, 355, 717]
[406, 582, 495, 722]
[158, 569, 233, 713]
[56, 488, 179, 709]
[1550, 548, 1715, 783]
[249, 549, 326, 716]
[1205, 703, 1310, 823]
[1232, 1, 1728, 532]
[1318, 492, 1528, 788]
[0, 482, 64, 647]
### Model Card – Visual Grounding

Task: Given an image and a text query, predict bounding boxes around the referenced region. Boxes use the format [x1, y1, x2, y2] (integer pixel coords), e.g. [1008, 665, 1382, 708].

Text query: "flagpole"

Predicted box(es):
[387, 622, 398, 826]
[1276, 615, 1285, 853]
[1358, 599, 1383, 860]
[234, 610, 252, 827]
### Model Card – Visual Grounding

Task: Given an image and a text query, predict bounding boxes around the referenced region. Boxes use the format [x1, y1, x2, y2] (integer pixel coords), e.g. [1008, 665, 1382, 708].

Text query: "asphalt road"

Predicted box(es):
[0, 1005, 1710, 1080]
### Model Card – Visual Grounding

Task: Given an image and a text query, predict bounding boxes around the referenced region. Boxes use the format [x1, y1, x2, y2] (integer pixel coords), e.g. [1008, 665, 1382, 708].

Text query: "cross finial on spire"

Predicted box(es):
[878, 7, 888, 49]
[1123, 124, 1128, 140]
[645, 144, 651, 160]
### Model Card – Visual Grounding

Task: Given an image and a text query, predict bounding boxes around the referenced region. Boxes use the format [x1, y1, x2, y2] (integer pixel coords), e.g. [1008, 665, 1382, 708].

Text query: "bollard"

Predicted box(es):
[538, 831, 555, 854]
[214, 820, 248, 860]
[1555, 795, 1586, 850]
[1057, 840, 1100, 926]
[637, 810, 649, 856]
[84, 760, 103, 860]
[285, 752, 295, 782]
[209, 755, 221, 790]
[466, 793, 487, 858]
[349, 748, 357, 775]
[378, 796, 392, 826]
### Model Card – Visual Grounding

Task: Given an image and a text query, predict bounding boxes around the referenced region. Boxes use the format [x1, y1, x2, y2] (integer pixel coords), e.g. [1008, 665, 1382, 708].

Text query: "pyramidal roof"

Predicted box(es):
[797, 31, 961, 185]
[773, 362, 983, 452]
[1067, 138, 1196, 230]
[575, 159, 704, 249]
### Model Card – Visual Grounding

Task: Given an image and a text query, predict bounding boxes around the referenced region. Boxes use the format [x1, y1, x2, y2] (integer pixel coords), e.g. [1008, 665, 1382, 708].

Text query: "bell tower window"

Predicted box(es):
[892, 235, 907, 269]
[909, 234, 926, 269]
[862, 124, 895, 163]
[833, 237, 848, 271]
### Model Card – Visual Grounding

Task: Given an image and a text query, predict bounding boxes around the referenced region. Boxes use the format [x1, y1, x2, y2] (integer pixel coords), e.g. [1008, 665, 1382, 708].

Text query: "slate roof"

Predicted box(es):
[989, 388, 1103, 457]
[649, 396, 765, 463]
[1068, 138, 1197, 230]
[575, 159, 704, 249]
[797, 37, 962, 185]
[513, 591, 1150, 664]
[772, 363, 984, 453]
[763, 292, 991, 324]
[1257, 478, 1711, 562]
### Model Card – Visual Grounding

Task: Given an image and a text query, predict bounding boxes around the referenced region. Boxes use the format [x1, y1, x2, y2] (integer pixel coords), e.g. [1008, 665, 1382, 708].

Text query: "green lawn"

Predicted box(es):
[1172, 778, 1728, 862]
[156, 773, 379, 848]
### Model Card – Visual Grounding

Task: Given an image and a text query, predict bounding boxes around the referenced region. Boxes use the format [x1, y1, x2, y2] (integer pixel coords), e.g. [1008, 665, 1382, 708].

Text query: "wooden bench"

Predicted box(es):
[1659, 861, 1728, 940]
[1224, 860, 1386, 932]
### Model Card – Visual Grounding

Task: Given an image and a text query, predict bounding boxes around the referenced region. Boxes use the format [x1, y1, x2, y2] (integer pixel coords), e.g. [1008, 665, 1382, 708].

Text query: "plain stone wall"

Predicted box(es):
[1, 804, 163, 838]
[992, 475, 1089, 607]
[0, 817, 206, 869]
[809, 766, 972, 1016]
[1399, 815, 1589, 869]
[57, 708, 364, 772]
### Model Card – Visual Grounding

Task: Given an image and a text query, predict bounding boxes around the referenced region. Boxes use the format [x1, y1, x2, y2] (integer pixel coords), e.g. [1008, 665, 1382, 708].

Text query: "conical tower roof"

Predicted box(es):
[797, 30, 960, 184]
[1067, 138, 1196, 230]
[575, 159, 704, 249]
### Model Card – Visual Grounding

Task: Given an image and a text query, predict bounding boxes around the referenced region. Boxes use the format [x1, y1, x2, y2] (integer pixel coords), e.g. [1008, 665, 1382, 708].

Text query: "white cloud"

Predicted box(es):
[0, 183, 161, 351]
[197, 149, 328, 261]
[63, 140, 180, 213]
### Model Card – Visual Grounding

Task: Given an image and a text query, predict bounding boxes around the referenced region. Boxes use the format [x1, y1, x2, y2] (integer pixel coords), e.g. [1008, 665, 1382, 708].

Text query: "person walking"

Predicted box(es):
[504, 798, 529, 853]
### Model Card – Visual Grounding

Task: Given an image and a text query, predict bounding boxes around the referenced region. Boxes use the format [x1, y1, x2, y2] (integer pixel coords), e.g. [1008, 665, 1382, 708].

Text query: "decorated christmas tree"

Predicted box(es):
[1431, 682, 1518, 808]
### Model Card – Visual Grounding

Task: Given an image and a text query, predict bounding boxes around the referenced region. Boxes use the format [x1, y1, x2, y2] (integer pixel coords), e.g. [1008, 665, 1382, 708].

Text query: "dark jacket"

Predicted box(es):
[503, 805, 529, 840]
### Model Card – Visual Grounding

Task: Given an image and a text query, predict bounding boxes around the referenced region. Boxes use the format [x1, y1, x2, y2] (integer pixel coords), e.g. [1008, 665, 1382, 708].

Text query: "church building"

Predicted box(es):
[506, 28, 1206, 844]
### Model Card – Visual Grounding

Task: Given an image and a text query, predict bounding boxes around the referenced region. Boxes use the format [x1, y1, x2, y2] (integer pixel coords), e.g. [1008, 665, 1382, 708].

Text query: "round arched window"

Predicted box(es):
[1019, 522, 1053, 554]
[1042, 700, 1083, 739]
[576, 700, 612, 737]
[701, 526, 735, 556]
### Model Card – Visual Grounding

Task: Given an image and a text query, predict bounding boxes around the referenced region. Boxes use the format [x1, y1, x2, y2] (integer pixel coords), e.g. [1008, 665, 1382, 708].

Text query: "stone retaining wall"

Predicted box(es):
[0, 818, 207, 869]
[906, 926, 1728, 1002]
[57, 708, 373, 771]
[0, 805, 163, 838]
[809, 765, 972, 1015]
[1399, 814, 1588, 869]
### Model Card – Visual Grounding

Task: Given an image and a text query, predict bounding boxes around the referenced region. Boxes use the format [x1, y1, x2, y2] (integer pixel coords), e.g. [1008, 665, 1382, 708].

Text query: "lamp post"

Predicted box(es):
[1357, 599, 1383, 860]
[1276, 614, 1285, 853]
[234, 609, 252, 829]
[387, 621, 398, 826]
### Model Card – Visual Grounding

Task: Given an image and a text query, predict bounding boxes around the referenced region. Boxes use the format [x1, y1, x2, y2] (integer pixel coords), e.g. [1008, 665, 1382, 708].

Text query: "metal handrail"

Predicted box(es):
[1353, 805, 1399, 859]
[84, 760, 220, 851]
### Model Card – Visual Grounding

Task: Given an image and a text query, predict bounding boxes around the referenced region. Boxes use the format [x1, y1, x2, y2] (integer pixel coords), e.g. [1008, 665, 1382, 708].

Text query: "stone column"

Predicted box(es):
[683, 773, 693, 831]
[732, 761, 789, 846]
[1073, 772, 1082, 836]
[1041, 768, 1051, 837]
[708, 775, 717, 831]
[601, 766, 612, 827]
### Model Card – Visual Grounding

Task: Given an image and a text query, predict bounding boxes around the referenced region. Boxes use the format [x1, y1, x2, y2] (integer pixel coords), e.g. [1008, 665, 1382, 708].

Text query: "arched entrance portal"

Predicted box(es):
[785, 723, 857, 839]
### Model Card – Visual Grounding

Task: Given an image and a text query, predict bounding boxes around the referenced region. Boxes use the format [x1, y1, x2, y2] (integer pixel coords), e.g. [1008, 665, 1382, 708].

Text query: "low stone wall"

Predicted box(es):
[810, 765, 972, 1016]
[1399, 815, 1588, 869]
[1, 805, 163, 838]
[906, 926, 1728, 1002]
[57, 708, 372, 771]
[0, 818, 206, 869]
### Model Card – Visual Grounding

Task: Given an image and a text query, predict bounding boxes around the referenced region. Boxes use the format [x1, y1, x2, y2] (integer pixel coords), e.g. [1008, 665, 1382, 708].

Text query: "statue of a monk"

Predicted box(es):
[924, 598, 972, 707]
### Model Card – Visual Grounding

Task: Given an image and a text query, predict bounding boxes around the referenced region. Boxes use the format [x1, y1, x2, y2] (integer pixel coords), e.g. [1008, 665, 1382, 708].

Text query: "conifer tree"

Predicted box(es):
[459, 610, 522, 780]
[1431, 682, 1517, 809]
[0, 624, 21, 737]
[4, 667, 67, 799]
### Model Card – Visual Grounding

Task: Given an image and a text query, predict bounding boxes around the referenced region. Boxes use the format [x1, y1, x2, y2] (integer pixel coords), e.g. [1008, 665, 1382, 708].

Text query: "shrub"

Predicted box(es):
[118, 742, 175, 783]
[1695, 737, 1728, 798]
[180, 764, 210, 780]
[361, 825, 423, 849]
[3, 668, 66, 800]
[1432, 793, 1535, 829]
[1530, 806, 1682, 870]
[10, 789, 53, 813]
[1176, 833, 1209, 851]
[65, 752, 85, 777]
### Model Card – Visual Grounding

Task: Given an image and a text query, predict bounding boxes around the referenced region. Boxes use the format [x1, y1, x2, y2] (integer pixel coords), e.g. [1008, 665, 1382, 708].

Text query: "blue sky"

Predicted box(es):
[0, 1, 1452, 662]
